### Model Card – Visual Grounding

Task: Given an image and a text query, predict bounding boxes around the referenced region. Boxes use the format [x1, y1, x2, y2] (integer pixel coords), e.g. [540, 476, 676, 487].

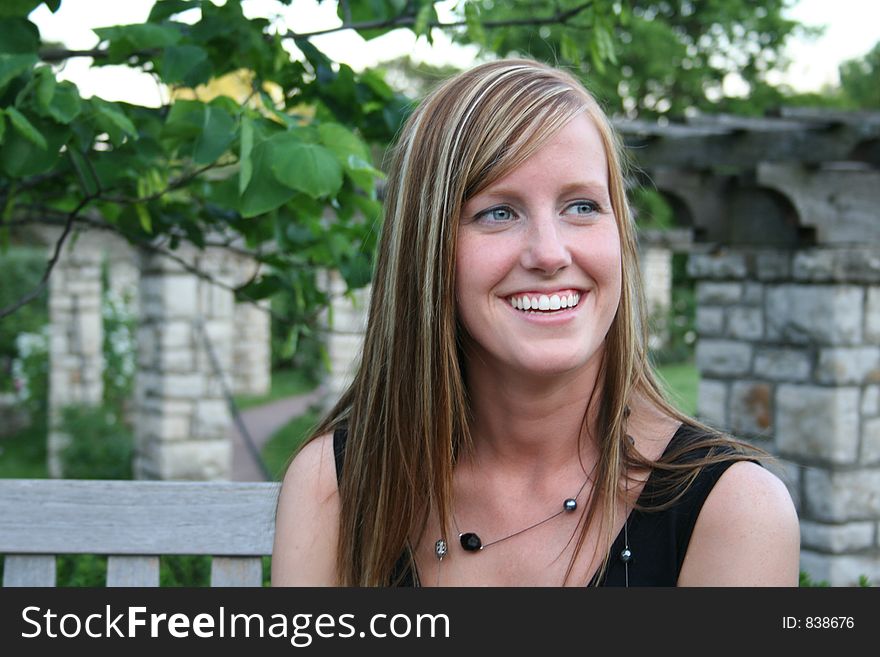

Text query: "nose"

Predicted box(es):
[520, 216, 571, 276]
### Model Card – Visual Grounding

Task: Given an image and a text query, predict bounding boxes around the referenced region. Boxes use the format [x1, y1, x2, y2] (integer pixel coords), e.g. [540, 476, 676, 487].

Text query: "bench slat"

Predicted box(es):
[3, 555, 56, 587]
[0, 479, 279, 555]
[211, 557, 264, 587]
[107, 556, 160, 587]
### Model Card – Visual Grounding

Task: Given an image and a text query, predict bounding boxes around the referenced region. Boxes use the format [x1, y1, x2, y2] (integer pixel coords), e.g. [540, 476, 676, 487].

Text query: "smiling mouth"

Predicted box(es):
[507, 292, 581, 313]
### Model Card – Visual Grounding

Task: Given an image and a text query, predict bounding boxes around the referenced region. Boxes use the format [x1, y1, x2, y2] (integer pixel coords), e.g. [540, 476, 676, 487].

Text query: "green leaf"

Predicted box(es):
[239, 115, 254, 195]
[0, 53, 37, 95]
[135, 203, 152, 234]
[192, 104, 234, 164]
[94, 23, 182, 56]
[5, 107, 47, 150]
[161, 45, 210, 86]
[464, 3, 486, 46]
[317, 122, 369, 161]
[68, 148, 98, 196]
[414, 2, 437, 43]
[0, 112, 4, 143]
[270, 138, 343, 199]
[46, 82, 82, 124]
[163, 99, 204, 139]
[35, 67, 56, 110]
[0, 0, 45, 18]
[344, 155, 384, 193]
[0, 18, 39, 53]
[148, 0, 193, 22]
[91, 99, 137, 145]
[560, 32, 580, 63]
[0, 114, 66, 177]
[239, 138, 298, 217]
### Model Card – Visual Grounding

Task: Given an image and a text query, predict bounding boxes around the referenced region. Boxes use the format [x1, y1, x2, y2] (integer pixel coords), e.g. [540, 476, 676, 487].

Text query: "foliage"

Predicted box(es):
[0, 416, 47, 477]
[451, 0, 804, 118]
[100, 286, 137, 411]
[11, 324, 48, 417]
[0, 247, 47, 392]
[839, 41, 880, 109]
[57, 403, 133, 479]
[649, 253, 696, 365]
[1, 0, 408, 356]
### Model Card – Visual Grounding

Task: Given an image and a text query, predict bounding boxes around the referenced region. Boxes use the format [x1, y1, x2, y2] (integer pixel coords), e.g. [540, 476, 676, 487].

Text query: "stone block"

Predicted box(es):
[136, 410, 192, 442]
[155, 440, 232, 480]
[743, 282, 763, 305]
[159, 322, 193, 350]
[192, 399, 231, 439]
[695, 307, 724, 336]
[695, 340, 752, 377]
[687, 252, 747, 279]
[729, 381, 773, 436]
[726, 307, 764, 340]
[753, 348, 811, 382]
[768, 458, 802, 512]
[867, 287, 880, 342]
[800, 520, 875, 552]
[803, 467, 880, 522]
[817, 347, 880, 385]
[697, 379, 727, 428]
[793, 249, 880, 284]
[161, 373, 206, 399]
[696, 282, 743, 305]
[776, 385, 860, 463]
[765, 285, 863, 345]
[862, 386, 880, 417]
[755, 251, 790, 281]
[158, 347, 196, 373]
[161, 275, 199, 319]
[799, 550, 880, 587]
[862, 417, 880, 465]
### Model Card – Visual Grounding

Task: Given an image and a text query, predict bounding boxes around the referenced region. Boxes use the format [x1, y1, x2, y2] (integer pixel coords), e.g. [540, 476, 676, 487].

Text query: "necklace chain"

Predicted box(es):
[451, 471, 593, 551]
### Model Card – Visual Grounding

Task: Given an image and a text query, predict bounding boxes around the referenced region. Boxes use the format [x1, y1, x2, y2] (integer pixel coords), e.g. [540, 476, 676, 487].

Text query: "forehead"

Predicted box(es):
[477, 114, 610, 194]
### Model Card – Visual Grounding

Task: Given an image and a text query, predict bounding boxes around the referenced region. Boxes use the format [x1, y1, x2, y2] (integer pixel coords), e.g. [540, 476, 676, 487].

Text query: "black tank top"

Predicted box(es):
[332, 422, 742, 586]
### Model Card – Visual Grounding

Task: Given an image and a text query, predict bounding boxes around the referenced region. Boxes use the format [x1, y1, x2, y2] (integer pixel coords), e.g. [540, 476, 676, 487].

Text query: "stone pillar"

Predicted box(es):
[47, 233, 104, 477]
[691, 247, 880, 585]
[639, 244, 672, 350]
[232, 298, 271, 397]
[134, 246, 236, 480]
[319, 270, 370, 410]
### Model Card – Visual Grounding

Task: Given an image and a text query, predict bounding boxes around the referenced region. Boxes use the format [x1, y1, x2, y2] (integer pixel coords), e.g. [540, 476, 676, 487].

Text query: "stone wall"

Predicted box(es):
[47, 233, 104, 477]
[691, 247, 880, 585]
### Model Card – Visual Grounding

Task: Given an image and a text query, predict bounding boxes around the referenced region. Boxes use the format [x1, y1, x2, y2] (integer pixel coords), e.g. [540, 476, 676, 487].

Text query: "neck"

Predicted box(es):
[461, 348, 605, 473]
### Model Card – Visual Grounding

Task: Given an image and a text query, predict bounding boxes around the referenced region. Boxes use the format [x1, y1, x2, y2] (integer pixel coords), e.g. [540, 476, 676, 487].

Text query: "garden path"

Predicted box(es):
[230, 388, 324, 482]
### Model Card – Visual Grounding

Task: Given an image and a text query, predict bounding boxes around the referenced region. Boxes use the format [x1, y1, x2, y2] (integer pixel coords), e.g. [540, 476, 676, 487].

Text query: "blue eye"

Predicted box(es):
[476, 206, 516, 223]
[565, 201, 599, 216]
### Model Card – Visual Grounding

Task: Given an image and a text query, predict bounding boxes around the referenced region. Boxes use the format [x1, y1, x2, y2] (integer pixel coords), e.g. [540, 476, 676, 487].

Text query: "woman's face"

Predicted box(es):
[454, 113, 622, 379]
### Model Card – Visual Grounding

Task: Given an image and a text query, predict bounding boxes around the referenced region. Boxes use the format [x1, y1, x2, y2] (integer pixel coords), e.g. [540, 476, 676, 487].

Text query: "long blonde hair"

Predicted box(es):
[305, 59, 755, 586]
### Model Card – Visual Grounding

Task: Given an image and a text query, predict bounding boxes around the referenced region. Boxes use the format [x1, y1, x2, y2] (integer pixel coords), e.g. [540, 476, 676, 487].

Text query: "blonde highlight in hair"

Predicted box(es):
[301, 58, 761, 586]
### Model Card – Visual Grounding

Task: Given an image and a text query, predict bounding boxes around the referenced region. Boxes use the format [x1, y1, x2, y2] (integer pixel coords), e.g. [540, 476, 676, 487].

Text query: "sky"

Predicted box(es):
[28, 0, 880, 107]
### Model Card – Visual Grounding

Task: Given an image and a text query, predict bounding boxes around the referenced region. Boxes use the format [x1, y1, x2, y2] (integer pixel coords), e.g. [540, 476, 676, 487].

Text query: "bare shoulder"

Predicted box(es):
[678, 460, 801, 586]
[271, 432, 341, 586]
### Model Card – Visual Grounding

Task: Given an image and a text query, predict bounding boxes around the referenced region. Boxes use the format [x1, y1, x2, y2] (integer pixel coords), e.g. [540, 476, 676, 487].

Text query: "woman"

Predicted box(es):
[272, 59, 800, 586]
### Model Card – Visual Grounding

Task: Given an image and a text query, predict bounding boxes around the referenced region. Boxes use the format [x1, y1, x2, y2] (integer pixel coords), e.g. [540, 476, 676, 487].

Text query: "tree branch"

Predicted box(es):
[36, 2, 595, 64]
[286, 1, 594, 39]
[0, 195, 93, 320]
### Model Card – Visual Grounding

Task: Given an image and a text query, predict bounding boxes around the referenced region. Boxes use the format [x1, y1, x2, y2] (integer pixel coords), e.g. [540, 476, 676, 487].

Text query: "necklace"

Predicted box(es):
[433, 465, 594, 571]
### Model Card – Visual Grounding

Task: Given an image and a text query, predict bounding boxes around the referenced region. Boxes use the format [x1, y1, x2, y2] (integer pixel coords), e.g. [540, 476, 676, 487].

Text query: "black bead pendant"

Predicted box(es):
[620, 548, 633, 563]
[563, 498, 577, 512]
[460, 532, 483, 551]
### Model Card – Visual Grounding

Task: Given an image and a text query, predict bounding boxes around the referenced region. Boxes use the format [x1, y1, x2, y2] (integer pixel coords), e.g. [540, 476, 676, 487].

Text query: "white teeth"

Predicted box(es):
[507, 292, 581, 312]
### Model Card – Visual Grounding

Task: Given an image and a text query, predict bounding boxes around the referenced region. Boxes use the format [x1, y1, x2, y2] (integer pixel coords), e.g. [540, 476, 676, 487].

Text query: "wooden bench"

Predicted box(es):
[0, 479, 279, 587]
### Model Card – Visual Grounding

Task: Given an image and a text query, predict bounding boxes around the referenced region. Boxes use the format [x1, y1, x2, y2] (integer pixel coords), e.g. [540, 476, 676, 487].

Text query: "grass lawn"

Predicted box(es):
[655, 360, 698, 416]
[261, 404, 323, 481]
[234, 368, 318, 410]
[0, 421, 48, 478]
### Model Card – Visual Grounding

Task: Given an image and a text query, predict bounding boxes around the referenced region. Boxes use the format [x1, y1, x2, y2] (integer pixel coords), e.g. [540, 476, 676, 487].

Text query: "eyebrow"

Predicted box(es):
[472, 180, 611, 204]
